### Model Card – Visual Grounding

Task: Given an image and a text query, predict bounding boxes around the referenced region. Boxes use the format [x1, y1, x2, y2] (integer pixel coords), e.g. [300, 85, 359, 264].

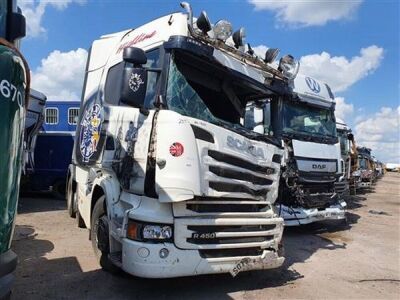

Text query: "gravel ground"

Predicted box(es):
[11, 172, 400, 299]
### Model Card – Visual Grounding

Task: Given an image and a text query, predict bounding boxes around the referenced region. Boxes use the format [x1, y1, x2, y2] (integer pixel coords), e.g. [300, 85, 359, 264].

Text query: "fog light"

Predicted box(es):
[137, 247, 150, 258]
[159, 248, 169, 259]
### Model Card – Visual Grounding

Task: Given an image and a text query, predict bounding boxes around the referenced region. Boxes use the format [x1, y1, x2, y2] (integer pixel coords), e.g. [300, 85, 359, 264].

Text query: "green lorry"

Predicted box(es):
[0, 0, 27, 298]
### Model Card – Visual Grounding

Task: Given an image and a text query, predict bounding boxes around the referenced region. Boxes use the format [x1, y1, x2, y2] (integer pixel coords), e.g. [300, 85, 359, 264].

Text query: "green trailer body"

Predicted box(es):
[0, 0, 27, 297]
[0, 43, 26, 299]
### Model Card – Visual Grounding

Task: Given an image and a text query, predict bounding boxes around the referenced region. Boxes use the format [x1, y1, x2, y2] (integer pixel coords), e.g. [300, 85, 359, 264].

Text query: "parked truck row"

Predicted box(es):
[0, 1, 388, 295]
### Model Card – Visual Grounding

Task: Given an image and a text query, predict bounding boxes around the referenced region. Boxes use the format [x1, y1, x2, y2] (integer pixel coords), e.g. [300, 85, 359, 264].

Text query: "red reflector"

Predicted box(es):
[169, 142, 184, 157]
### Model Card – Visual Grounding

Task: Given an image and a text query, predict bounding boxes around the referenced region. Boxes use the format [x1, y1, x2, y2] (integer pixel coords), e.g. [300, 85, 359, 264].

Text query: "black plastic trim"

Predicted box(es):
[208, 150, 275, 175]
[272, 154, 282, 164]
[209, 165, 273, 185]
[209, 181, 268, 197]
[190, 125, 214, 143]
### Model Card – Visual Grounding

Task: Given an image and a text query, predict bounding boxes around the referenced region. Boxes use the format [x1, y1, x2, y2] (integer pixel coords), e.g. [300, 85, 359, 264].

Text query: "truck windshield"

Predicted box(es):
[359, 157, 368, 169]
[0, 1, 7, 38]
[338, 130, 350, 155]
[166, 52, 266, 133]
[282, 102, 337, 138]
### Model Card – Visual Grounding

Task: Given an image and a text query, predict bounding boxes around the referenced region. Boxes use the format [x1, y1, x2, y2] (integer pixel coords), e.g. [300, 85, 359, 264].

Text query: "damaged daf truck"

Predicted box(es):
[0, 0, 27, 298]
[66, 2, 291, 277]
[245, 74, 346, 226]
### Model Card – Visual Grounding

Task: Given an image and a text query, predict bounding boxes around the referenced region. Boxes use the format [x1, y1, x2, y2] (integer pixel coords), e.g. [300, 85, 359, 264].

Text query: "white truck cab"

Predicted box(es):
[67, 3, 290, 278]
[245, 74, 346, 226]
[336, 118, 359, 194]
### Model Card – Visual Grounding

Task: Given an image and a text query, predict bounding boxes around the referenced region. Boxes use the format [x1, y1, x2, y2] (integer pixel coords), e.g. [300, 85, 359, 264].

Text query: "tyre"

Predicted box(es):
[76, 208, 86, 228]
[66, 177, 76, 218]
[90, 196, 120, 274]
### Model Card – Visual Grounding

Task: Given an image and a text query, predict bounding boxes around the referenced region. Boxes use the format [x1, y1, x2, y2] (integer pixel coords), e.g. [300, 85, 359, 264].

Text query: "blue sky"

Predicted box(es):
[20, 0, 400, 162]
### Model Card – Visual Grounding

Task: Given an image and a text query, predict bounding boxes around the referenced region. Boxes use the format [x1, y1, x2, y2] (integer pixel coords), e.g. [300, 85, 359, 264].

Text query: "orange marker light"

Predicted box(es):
[127, 221, 139, 240]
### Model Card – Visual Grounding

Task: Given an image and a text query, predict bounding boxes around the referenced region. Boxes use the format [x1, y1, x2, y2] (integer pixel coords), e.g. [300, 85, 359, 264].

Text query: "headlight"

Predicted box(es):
[213, 20, 232, 42]
[278, 54, 300, 79]
[127, 220, 173, 242]
[143, 225, 172, 240]
[352, 170, 361, 177]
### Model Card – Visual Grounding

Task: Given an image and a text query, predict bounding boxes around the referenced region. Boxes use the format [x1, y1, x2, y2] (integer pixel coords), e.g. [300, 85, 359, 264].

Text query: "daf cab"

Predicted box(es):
[245, 74, 346, 226]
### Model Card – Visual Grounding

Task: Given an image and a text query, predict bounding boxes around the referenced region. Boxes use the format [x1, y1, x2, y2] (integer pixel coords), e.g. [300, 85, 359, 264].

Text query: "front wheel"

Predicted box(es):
[66, 177, 76, 218]
[90, 196, 120, 274]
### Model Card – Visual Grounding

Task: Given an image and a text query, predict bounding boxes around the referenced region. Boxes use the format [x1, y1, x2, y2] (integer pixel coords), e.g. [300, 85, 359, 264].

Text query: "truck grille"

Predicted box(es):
[205, 150, 276, 200]
[174, 218, 282, 250]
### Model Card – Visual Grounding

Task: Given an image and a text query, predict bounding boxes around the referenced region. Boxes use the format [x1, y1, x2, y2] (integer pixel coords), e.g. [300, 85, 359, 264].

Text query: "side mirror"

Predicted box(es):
[8, 12, 26, 42]
[120, 47, 148, 108]
[120, 66, 148, 108]
[123, 47, 147, 66]
[347, 133, 354, 141]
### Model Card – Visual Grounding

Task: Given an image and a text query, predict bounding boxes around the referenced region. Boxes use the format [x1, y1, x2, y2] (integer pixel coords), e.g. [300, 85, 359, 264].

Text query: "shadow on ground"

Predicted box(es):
[17, 193, 66, 214]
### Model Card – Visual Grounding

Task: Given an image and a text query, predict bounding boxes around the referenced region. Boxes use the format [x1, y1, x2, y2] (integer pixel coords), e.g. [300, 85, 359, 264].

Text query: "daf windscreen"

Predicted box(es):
[280, 101, 337, 142]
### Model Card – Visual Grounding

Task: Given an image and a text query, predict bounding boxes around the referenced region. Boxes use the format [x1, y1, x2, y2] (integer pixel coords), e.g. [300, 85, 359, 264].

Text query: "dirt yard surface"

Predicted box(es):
[11, 173, 400, 299]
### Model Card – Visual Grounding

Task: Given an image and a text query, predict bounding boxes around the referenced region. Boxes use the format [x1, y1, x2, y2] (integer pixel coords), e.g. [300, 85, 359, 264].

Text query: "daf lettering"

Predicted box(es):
[312, 164, 327, 170]
[227, 136, 265, 159]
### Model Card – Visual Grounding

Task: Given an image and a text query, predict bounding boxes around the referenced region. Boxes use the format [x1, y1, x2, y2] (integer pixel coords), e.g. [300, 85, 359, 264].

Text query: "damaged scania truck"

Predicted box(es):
[0, 0, 27, 298]
[245, 74, 346, 226]
[67, 2, 291, 277]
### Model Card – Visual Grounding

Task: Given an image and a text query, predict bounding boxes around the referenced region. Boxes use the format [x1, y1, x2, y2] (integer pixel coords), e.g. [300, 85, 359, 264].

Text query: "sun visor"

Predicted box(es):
[292, 74, 335, 109]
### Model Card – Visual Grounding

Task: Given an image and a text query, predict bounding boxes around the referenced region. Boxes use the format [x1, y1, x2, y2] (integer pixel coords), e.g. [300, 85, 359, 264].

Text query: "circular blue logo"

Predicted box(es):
[305, 77, 321, 93]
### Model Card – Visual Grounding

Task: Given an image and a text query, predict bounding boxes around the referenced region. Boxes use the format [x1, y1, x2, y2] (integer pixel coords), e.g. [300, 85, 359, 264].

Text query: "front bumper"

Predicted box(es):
[121, 239, 284, 278]
[277, 202, 347, 226]
[0, 249, 17, 299]
[357, 181, 371, 189]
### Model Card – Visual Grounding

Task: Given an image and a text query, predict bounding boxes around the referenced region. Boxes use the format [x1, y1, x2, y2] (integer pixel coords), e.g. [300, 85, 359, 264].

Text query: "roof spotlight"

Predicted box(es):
[196, 11, 211, 34]
[278, 54, 300, 80]
[213, 20, 232, 42]
[264, 48, 280, 63]
[232, 27, 246, 49]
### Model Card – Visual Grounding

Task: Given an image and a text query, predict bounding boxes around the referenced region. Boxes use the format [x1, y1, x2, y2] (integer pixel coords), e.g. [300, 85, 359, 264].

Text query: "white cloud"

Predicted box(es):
[299, 45, 384, 93]
[354, 106, 400, 163]
[252, 45, 268, 59]
[335, 97, 354, 121]
[248, 0, 363, 27]
[31, 48, 88, 100]
[20, 0, 86, 38]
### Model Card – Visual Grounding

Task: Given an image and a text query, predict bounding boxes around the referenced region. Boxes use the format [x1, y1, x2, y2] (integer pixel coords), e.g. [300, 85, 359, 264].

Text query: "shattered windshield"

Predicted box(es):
[282, 102, 337, 138]
[166, 52, 267, 132]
